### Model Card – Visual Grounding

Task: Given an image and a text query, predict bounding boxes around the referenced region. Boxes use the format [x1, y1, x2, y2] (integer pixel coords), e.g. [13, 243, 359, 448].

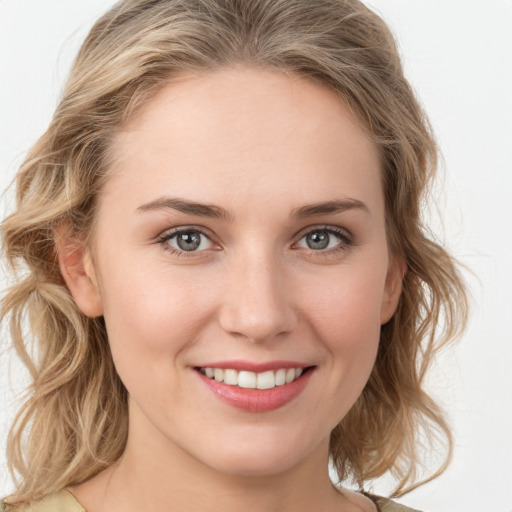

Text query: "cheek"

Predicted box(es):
[306, 263, 386, 336]
[97, 260, 217, 379]
[302, 264, 385, 381]
[96, 265, 222, 430]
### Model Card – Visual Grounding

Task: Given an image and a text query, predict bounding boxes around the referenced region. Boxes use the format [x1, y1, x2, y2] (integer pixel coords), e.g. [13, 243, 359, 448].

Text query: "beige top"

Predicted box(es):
[5, 489, 422, 512]
[4, 491, 84, 512]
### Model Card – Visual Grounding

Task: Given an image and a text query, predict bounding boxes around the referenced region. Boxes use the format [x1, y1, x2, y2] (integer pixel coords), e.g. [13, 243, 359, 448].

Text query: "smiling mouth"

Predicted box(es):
[196, 366, 313, 390]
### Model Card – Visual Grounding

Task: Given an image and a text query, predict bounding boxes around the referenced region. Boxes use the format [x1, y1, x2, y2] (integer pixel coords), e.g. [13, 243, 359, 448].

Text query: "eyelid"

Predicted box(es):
[157, 225, 222, 255]
[157, 224, 217, 240]
[291, 224, 354, 252]
[293, 224, 353, 243]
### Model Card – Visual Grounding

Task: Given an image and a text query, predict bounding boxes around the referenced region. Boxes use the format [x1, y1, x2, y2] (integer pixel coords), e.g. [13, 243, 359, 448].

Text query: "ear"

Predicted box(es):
[380, 255, 406, 325]
[55, 227, 103, 318]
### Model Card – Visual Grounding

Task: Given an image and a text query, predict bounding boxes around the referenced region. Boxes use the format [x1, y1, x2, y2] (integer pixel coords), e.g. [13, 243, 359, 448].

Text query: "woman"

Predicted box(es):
[1, 1, 467, 511]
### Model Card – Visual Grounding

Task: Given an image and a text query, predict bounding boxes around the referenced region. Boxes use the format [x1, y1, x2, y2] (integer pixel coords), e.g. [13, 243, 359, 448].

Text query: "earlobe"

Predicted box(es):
[380, 256, 406, 325]
[55, 228, 103, 318]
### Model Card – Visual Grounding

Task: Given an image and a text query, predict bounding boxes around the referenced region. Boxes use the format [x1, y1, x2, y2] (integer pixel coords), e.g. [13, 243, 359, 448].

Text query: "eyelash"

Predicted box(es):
[157, 226, 218, 258]
[157, 225, 354, 258]
[292, 226, 354, 257]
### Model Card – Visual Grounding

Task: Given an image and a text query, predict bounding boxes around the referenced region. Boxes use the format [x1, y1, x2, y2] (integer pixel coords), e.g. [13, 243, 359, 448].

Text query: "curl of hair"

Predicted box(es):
[2, 0, 468, 507]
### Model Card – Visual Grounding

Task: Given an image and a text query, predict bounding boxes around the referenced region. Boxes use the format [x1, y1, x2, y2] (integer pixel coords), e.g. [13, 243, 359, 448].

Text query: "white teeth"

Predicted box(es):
[257, 370, 275, 390]
[285, 368, 296, 384]
[201, 366, 307, 389]
[238, 371, 257, 389]
[275, 368, 286, 386]
[224, 369, 238, 385]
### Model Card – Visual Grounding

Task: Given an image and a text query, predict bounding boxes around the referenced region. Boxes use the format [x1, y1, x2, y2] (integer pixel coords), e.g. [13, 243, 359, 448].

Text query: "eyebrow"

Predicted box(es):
[291, 198, 370, 218]
[137, 197, 233, 221]
[136, 196, 369, 220]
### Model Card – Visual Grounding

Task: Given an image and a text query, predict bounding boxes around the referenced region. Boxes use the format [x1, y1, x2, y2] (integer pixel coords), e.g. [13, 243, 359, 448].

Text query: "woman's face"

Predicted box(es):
[70, 66, 402, 477]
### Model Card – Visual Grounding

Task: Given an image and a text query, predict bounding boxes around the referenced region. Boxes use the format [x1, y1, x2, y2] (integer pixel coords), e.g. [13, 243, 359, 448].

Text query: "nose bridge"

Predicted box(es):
[219, 246, 296, 343]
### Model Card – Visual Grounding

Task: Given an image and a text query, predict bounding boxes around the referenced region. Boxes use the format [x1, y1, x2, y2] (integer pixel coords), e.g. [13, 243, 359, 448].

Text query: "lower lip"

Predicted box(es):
[196, 369, 313, 412]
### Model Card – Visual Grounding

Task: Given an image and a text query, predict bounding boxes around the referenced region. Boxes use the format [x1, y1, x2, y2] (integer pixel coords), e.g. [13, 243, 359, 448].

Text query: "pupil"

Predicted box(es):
[177, 231, 201, 251]
[307, 231, 329, 250]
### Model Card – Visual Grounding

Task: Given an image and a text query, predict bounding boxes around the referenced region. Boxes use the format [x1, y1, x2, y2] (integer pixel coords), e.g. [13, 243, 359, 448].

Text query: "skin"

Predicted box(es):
[61, 66, 403, 512]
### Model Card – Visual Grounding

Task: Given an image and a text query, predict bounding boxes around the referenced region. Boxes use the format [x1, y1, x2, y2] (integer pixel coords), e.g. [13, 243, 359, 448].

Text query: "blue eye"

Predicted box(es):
[162, 229, 214, 252]
[296, 228, 350, 251]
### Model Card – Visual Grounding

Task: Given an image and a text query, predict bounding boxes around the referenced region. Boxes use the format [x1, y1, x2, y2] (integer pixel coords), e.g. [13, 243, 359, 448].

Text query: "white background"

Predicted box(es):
[0, 1, 511, 510]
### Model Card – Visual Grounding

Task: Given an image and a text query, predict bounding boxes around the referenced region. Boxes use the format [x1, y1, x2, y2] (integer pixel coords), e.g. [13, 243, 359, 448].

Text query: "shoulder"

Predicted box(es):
[371, 495, 424, 512]
[2, 490, 85, 512]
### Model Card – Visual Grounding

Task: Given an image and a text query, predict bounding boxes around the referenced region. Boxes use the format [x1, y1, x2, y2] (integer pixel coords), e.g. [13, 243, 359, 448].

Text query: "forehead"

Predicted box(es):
[104, 66, 383, 217]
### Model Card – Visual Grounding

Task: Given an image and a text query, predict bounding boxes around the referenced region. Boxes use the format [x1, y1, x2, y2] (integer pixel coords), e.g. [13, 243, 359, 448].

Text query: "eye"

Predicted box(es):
[295, 227, 351, 251]
[160, 228, 215, 253]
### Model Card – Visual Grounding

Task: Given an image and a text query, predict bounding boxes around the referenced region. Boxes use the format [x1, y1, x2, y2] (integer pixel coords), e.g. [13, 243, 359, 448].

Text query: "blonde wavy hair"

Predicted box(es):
[2, 0, 467, 507]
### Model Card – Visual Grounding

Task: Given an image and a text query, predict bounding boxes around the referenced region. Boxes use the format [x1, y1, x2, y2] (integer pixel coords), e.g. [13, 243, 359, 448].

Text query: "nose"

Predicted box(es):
[218, 250, 298, 343]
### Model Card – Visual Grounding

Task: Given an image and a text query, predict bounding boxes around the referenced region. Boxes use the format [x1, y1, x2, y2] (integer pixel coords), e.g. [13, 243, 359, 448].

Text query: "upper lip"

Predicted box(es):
[194, 360, 313, 372]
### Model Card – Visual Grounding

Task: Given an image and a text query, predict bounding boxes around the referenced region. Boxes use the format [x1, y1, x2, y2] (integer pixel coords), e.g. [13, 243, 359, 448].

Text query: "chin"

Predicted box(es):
[206, 451, 303, 478]
[188, 427, 325, 478]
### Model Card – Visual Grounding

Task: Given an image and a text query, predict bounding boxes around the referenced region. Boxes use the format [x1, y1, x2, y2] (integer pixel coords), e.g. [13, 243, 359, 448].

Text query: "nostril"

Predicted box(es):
[218, 304, 298, 344]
